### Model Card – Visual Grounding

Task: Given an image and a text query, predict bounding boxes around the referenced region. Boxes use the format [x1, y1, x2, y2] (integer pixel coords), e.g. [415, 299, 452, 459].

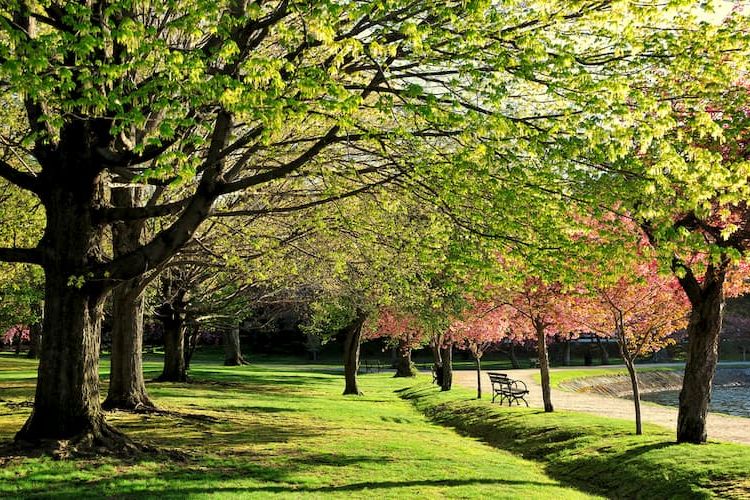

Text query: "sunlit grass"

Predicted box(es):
[0, 352, 598, 499]
[403, 382, 750, 499]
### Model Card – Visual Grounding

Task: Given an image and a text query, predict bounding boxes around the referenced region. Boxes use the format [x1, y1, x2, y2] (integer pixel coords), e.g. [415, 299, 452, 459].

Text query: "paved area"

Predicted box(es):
[452, 366, 750, 445]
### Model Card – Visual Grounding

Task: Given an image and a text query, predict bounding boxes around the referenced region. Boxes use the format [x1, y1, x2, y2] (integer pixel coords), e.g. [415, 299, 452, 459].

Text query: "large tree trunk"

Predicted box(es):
[678, 272, 725, 444]
[394, 343, 416, 377]
[343, 311, 367, 395]
[26, 322, 41, 359]
[224, 327, 248, 366]
[17, 277, 114, 444]
[103, 283, 153, 409]
[104, 187, 153, 411]
[535, 320, 554, 412]
[439, 343, 453, 391]
[158, 311, 187, 382]
[15, 171, 127, 448]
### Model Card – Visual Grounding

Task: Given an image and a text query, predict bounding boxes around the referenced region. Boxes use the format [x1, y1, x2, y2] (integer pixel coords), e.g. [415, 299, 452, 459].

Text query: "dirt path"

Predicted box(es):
[452, 367, 750, 445]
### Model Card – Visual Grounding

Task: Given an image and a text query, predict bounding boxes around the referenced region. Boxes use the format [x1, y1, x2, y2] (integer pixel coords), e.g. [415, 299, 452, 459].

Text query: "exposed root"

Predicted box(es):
[102, 398, 158, 412]
[7, 421, 189, 462]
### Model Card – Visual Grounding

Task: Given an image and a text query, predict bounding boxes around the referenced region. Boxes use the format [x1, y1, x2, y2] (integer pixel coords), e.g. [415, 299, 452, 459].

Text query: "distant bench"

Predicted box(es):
[361, 359, 386, 373]
[488, 372, 529, 407]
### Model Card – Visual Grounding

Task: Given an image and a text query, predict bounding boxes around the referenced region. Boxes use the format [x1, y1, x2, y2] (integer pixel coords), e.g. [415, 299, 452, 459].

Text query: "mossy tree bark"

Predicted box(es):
[15, 167, 124, 445]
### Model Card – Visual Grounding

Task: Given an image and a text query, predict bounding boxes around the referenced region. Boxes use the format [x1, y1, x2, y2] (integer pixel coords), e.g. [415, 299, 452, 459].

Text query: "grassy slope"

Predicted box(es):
[402, 382, 750, 499]
[0, 353, 597, 499]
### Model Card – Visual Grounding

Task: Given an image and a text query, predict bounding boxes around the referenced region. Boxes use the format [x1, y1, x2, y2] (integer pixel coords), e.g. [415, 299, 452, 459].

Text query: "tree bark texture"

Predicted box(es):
[343, 311, 367, 395]
[535, 320, 554, 412]
[223, 327, 248, 366]
[440, 343, 453, 391]
[16, 170, 120, 444]
[158, 311, 187, 382]
[677, 271, 725, 443]
[104, 187, 153, 410]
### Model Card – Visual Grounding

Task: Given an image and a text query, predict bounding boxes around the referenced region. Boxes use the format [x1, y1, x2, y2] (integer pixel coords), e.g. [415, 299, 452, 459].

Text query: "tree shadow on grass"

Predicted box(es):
[401, 386, 726, 499]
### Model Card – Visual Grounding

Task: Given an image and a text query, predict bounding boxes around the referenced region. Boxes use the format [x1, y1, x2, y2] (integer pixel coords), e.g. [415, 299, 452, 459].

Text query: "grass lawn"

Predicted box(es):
[0, 352, 598, 499]
[403, 382, 750, 499]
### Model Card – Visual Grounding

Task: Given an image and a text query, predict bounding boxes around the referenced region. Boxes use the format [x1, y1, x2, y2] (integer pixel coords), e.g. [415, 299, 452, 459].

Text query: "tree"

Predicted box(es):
[0, 0, 499, 445]
[1, 0, 742, 449]
[500, 277, 580, 413]
[365, 309, 425, 378]
[572, 260, 690, 434]
[451, 300, 514, 399]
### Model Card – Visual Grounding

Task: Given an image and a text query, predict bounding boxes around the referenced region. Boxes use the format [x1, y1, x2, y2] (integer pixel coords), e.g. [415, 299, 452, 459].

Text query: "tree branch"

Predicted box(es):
[0, 247, 42, 265]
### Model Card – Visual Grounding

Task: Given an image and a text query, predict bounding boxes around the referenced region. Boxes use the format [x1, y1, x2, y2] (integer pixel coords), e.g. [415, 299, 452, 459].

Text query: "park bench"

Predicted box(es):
[361, 359, 385, 373]
[488, 372, 529, 407]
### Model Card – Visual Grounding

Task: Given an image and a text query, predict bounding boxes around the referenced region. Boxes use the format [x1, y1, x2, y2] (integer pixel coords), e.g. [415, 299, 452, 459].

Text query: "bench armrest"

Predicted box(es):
[512, 380, 528, 392]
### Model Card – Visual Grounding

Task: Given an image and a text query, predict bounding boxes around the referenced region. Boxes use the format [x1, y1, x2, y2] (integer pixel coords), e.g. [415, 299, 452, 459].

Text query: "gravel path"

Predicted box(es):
[452, 366, 750, 445]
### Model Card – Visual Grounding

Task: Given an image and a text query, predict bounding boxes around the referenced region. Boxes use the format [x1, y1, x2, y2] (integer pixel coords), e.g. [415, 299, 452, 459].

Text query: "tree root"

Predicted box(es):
[7, 422, 188, 462]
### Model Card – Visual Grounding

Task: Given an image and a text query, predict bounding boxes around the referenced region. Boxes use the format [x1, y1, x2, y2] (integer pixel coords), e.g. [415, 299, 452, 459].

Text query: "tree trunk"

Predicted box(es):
[27, 322, 41, 359]
[475, 356, 482, 399]
[597, 337, 610, 365]
[624, 358, 642, 435]
[562, 340, 571, 366]
[15, 171, 128, 447]
[440, 343, 453, 391]
[509, 343, 520, 369]
[14, 329, 22, 355]
[104, 187, 154, 411]
[103, 283, 153, 410]
[224, 327, 248, 366]
[535, 321, 554, 412]
[343, 311, 367, 395]
[158, 313, 187, 382]
[678, 274, 725, 444]
[394, 344, 416, 377]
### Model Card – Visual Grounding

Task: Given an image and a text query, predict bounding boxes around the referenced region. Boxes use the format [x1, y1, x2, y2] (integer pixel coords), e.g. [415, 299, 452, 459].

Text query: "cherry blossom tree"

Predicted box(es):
[572, 260, 690, 434]
[365, 309, 426, 378]
[451, 300, 515, 399]
[503, 279, 580, 413]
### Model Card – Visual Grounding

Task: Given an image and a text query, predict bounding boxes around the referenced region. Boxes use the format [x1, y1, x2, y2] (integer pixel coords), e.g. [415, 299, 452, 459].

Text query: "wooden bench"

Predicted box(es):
[488, 372, 529, 407]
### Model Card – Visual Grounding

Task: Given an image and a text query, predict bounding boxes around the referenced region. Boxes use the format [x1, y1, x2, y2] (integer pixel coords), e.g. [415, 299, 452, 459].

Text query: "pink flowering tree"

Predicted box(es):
[572, 260, 690, 434]
[451, 299, 515, 399]
[502, 278, 580, 413]
[2, 324, 30, 354]
[365, 308, 426, 377]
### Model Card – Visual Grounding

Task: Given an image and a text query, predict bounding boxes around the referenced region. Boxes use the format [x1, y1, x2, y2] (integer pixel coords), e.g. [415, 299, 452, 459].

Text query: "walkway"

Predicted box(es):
[452, 366, 750, 445]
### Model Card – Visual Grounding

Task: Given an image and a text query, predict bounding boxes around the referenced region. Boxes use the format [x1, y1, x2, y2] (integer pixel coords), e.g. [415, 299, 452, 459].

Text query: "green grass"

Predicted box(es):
[0, 353, 599, 499]
[401, 382, 750, 499]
